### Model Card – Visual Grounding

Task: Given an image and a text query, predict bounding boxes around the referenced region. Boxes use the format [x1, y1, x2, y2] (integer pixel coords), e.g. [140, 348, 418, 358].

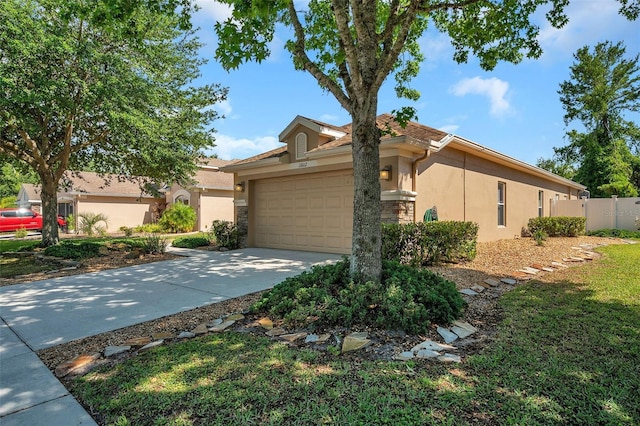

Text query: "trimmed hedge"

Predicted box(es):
[172, 235, 210, 249]
[527, 216, 586, 237]
[381, 221, 478, 266]
[44, 240, 103, 259]
[251, 258, 464, 334]
[587, 228, 640, 239]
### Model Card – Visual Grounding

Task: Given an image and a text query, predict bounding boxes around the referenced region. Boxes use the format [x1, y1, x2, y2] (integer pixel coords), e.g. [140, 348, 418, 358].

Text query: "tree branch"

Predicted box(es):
[330, 0, 364, 95]
[287, 0, 352, 111]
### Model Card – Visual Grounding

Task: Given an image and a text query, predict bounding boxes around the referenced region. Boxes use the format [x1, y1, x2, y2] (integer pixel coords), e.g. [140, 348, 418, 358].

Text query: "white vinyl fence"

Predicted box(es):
[550, 196, 640, 232]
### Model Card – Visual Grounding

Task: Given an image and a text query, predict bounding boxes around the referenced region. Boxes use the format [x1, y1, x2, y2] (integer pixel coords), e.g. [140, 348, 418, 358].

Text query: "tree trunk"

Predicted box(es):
[350, 105, 382, 283]
[40, 177, 60, 247]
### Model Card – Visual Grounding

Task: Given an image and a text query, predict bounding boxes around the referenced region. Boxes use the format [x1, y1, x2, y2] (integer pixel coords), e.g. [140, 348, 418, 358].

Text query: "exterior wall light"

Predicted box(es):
[379, 165, 392, 181]
[234, 181, 245, 192]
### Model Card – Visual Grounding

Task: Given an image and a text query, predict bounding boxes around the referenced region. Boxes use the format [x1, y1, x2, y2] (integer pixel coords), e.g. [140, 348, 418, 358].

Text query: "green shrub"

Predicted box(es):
[251, 258, 464, 334]
[119, 226, 134, 237]
[381, 221, 478, 266]
[172, 235, 210, 249]
[142, 233, 169, 254]
[14, 226, 28, 239]
[210, 220, 239, 249]
[44, 240, 103, 259]
[532, 229, 548, 246]
[77, 212, 109, 236]
[158, 203, 196, 233]
[527, 216, 586, 237]
[587, 228, 640, 239]
[134, 223, 164, 233]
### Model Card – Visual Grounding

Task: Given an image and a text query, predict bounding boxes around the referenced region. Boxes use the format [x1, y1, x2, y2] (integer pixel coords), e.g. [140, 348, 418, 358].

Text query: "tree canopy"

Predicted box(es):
[538, 41, 640, 197]
[214, 0, 637, 281]
[0, 0, 227, 245]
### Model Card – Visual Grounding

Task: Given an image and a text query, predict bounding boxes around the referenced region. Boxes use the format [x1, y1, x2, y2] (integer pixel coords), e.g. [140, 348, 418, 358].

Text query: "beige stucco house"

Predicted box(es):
[18, 158, 234, 232]
[222, 114, 586, 254]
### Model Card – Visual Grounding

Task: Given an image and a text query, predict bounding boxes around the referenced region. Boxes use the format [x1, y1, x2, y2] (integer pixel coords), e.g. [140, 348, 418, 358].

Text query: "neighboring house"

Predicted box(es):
[222, 114, 586, 254]
[17, 159, 234, 232]
[165, 158, 235, 232]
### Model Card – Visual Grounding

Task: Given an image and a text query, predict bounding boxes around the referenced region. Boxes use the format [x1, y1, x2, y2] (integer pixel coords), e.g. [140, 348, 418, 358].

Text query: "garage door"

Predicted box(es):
[253, 171, 353, 254]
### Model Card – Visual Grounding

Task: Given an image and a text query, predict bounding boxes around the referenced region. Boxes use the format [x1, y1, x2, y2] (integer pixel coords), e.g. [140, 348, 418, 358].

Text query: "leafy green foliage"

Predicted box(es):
[209, 220, 239, 249]
[142, 233, 169, 254]
[14, 226, 28, 239]
[0, 0, 226, 246]
[119, 226, 134, 237]
[527, 216, 586, 237]
[44, 240, 103, 259]
[587, 228, 640, 239]
[158, 203, 196, 233]
[381, 221, 478, 266]
[134, 223, 164, 233]
[532, 229, 548, 246]
[77, 212, 109, 236]
[171, 235, 210, 249]
[251, 259, 464, 334]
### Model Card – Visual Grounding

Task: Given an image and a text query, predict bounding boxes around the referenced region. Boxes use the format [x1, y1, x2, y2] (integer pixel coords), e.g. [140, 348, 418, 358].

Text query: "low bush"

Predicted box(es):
[134, 223, 164, 233]
[532, 229, 548, 246]
[381, 221, 478, 266]
[44, 240, 103, 259]
[172, 235, 210, 249]
[158, 203, 196, 233]
[142, 233, 169, 254]
[527, 216, 586, 237]
[77, 212, 109, 236]
[119, 226, 134, 237]
[14, 226, 28, 239]
[251, 258, 464, 334]
[587, 228, 640, 239]
[210, 220, 239, 249]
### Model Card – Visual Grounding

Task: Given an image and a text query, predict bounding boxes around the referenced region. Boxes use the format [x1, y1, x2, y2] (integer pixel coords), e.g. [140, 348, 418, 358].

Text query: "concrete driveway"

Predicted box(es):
[0, 248, 340, 425]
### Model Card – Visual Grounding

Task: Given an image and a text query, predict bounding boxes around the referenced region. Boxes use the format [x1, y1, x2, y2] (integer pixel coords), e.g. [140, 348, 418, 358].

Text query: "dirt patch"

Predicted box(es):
[36, 236, 624, 380]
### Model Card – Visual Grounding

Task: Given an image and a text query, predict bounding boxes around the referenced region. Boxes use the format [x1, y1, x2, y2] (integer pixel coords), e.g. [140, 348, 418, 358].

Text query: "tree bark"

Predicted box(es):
[350, 104, 382, 283]
[39, 176, 60, 247]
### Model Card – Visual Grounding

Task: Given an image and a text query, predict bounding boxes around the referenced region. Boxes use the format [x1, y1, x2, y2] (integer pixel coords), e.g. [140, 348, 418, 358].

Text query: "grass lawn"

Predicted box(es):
[71, 244, 640, 425]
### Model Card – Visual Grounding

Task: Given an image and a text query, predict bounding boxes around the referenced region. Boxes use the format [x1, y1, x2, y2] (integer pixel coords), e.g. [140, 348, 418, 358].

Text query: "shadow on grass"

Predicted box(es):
[70, 267, 639, 425]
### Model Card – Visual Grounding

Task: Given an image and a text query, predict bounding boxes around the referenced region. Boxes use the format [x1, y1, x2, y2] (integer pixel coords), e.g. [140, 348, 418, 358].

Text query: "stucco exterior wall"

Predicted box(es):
[196, 190, 234, 231]
[76, 196, 160, 231]
[415, 147, 581, 242]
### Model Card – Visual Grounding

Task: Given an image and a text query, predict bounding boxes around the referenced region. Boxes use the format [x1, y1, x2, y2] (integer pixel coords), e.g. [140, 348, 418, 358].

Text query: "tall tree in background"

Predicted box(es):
[0, 159, 38, 207]
[538, 41, 640, 197]
[214, 0, 638, 282]
[0, 0, 226, 246]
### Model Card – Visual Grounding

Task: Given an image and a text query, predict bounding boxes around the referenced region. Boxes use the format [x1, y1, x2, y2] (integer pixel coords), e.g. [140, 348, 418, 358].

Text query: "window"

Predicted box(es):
[538, 190, 544, 217]
[295, 132, 307, 160]
[497, 182, 506, 226]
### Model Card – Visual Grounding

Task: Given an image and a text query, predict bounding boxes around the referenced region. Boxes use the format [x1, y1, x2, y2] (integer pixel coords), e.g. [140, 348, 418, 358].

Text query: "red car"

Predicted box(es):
[0, 208, 67, 233]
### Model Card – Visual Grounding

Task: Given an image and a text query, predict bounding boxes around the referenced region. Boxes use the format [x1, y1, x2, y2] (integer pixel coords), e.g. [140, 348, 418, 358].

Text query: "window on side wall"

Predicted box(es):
[498, 182, 506, 226]
[295, 133, 308, 160]
[538, 190, 544, 217]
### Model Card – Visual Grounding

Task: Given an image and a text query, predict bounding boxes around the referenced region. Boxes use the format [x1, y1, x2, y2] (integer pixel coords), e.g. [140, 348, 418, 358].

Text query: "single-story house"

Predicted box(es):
[17, 158, 234, 232]
[221, 114, 586, 254]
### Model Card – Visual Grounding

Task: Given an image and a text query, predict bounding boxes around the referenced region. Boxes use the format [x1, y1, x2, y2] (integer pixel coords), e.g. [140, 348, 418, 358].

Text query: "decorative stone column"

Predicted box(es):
[380, 190, 417, 224]
[234, 200, 248, 248]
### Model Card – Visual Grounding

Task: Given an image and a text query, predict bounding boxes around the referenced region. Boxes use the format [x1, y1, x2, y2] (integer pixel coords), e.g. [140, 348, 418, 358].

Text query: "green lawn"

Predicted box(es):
[71, 244, 640, 425]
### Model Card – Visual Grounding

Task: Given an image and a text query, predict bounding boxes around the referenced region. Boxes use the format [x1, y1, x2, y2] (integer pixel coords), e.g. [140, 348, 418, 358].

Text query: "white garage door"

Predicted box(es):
[253, 171, 353, 254]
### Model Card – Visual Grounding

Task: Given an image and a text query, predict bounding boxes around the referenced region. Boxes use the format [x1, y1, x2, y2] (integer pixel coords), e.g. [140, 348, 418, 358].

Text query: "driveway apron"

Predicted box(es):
[0, 248, 339, 425]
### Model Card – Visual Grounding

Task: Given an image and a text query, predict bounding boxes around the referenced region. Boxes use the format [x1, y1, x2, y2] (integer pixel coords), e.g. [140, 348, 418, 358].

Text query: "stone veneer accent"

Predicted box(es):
[381, 200, 414, 224]
[236, 205, 248, 248]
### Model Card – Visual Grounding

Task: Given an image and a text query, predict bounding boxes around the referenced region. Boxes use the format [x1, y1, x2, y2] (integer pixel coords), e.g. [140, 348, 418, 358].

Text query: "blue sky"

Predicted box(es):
[191, 0, 639, 166]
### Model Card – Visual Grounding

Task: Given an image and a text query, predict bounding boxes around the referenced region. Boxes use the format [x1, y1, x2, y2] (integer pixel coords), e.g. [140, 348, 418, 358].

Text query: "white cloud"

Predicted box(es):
[214, 99, 233, 116]
[419, 32, 454, 68]
[319, 113, 339, 123]
[450, 77, 511, 117]
[195, 0, 233, 22]
[210, 134, 281, 160]
[438, 124, 460, 134]
[537, 0, 632, 57]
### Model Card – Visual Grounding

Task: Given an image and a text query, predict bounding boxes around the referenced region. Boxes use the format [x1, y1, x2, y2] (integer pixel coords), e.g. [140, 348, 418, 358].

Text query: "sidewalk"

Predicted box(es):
[0, 248, 340, 425]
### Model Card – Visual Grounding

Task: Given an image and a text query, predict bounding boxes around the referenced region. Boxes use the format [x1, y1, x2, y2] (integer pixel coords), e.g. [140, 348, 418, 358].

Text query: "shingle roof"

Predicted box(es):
[60, 172, 159, 197]
[235, 113, 449, 161]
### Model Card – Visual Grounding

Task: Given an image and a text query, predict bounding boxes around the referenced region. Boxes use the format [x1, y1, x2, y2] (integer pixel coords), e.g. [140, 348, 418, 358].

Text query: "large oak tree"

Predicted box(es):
[0, 0, 226, 246]
[213, 0, 637, 282]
